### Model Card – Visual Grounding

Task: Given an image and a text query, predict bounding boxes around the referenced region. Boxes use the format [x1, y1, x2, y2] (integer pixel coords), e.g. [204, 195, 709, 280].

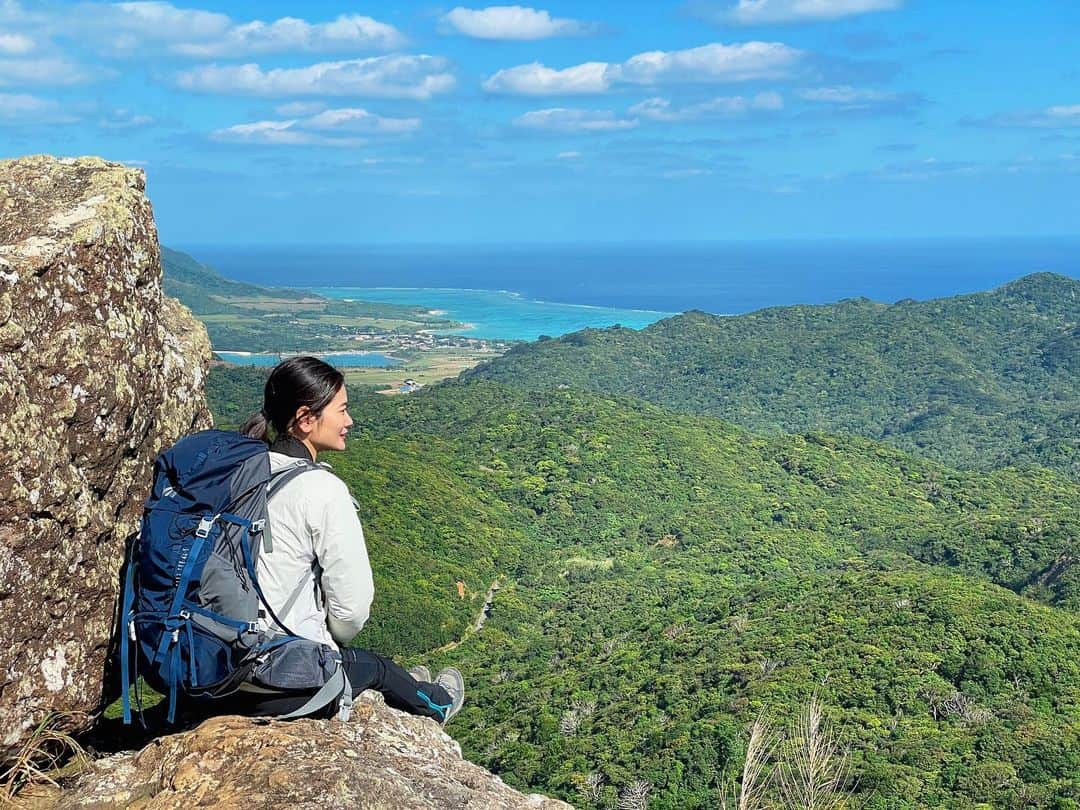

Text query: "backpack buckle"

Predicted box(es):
[172, 610, 191, 643]
[250, 520, 265, 534]
[195, 516, 215, 538]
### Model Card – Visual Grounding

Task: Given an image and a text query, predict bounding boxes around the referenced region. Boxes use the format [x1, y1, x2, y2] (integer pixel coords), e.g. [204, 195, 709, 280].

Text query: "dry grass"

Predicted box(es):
[777, 695, 852, 810]
[720, 696, 855, 810]
[0, 713, 89, 804]
[720, 711, 777, 810]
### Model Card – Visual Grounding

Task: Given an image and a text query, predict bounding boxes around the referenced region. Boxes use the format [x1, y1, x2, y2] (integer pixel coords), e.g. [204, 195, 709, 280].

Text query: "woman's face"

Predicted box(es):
[303, 385, 353, 453]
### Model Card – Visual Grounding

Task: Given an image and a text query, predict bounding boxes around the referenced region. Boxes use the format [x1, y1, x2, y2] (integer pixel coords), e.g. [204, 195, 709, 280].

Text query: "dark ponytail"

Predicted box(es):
[239, 356, 345, 444]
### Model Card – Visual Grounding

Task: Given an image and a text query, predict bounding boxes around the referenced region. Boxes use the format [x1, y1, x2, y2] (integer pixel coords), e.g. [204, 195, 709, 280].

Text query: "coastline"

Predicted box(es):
[317, 285, 677, 316]
[311, 286, 675, 342]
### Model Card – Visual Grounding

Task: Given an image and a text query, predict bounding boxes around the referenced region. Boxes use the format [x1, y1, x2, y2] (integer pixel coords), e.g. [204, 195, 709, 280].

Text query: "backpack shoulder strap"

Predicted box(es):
[255, 460, 320, 559]
[267, 459, 320, 500]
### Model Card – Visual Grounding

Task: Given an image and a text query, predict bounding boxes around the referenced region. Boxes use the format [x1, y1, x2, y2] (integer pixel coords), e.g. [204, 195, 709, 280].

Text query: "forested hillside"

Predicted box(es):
[466, 273, 1080, 479]
[162, 246, 314, 314]
[209, 368, 1080, 808]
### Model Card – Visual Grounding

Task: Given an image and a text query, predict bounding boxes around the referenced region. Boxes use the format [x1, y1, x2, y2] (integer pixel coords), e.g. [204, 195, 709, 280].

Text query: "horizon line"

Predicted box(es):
[171, 233, 1080, 250]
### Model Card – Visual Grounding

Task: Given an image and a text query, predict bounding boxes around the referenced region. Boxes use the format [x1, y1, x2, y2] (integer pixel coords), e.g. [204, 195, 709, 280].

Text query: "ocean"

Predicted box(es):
[187, 238, 1080, 342]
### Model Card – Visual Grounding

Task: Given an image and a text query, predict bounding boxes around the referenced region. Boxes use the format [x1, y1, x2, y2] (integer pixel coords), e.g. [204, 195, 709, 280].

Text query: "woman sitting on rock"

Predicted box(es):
[237, 355, 464, 724]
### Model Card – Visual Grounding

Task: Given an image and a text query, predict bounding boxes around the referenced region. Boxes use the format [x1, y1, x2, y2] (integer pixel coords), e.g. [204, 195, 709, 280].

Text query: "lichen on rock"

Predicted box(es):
[0, 155, 212, 756]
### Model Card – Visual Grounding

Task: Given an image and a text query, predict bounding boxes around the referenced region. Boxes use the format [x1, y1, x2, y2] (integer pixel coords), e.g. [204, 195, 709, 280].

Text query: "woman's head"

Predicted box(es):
[240, 356, 352, 456]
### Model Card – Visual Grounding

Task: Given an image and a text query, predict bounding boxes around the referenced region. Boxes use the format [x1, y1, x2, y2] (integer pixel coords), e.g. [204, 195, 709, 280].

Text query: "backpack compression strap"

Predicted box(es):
[274, 663, 353, 722]
[120, 535, 139, 725]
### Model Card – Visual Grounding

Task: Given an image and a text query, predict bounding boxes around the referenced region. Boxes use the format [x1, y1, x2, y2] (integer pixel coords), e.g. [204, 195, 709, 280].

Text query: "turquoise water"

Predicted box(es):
[315, 287, 675, 342]
[193, 239, 1080, 317]
[216, 351, 401, 368]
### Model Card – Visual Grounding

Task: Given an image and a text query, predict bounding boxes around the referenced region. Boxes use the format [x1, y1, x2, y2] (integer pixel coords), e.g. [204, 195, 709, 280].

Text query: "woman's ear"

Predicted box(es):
[292, 405, 315, 435]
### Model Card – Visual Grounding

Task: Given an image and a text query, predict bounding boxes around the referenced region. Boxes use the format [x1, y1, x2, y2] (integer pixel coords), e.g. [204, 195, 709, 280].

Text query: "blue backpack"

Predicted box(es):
[120, 430, 352, 724]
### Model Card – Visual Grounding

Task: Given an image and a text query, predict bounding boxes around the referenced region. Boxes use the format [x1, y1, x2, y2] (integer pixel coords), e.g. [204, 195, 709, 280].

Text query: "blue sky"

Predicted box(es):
[1, 1, 1078, 245]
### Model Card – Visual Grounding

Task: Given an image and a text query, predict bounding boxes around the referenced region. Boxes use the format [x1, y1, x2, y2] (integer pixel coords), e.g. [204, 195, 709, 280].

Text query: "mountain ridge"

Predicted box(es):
[467, 272, 1080, 478]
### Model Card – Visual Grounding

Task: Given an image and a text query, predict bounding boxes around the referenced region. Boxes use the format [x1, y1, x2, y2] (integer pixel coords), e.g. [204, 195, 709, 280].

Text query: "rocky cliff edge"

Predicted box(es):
[18, 693, 570, 809]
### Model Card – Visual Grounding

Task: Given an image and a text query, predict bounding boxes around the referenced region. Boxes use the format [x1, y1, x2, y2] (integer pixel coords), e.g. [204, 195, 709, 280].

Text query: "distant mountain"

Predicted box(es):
[467, 273, 1080, 478]
[161, 246, 315, 315]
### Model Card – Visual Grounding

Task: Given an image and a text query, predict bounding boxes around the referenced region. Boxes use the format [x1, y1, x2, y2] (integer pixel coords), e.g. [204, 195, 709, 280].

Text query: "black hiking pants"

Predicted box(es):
[341, 648, 454, 720]
[225, 648, 454, 722]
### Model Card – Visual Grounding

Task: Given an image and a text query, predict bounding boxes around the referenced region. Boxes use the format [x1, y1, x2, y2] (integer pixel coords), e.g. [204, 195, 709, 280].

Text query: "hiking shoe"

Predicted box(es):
[408, 664, 431, 683]
[434, 667, 465, 725]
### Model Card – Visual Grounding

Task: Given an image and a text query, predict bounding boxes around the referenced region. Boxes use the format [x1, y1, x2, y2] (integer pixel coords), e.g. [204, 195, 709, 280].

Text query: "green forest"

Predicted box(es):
[465, 272, 1080, 480]
[209, 335, 1080, 809]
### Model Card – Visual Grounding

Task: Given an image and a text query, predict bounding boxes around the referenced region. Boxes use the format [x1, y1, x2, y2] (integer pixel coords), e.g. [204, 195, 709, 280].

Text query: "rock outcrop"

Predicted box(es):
[22, 693, 572, 809]
[0, 156, 213, 756]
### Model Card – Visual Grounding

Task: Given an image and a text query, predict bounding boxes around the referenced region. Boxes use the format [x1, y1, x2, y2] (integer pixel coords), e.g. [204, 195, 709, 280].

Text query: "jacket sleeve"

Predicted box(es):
[310, 473, 374, 645]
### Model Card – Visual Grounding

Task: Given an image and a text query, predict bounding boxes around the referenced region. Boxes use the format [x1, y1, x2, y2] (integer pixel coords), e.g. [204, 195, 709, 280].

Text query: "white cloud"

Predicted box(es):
[176, 56, 456, 100]
[751, 90, 784, 109]
[442, 6, 592, 40]
[483, 62, 612, 95]
[557, 150, 582, 159]
[1048, 104, 1080, 119]
[974, 104, 1080, 129]
[356, 155, 423, 166]
[303, 108, 421, 134]
[0, 33, 33, 54]
[0, 56, 98, 86]
[662, 168, 712, 179]
[514, 107, 638, 133]
[799, 85, 892, 104]
[70, 3, 404, 56]
[212, 107, 420, 147]
[103, 1, 228, 38]
[212, 119, 358, 146]
[171, 14, 405, 57]
[0, 91, 77, 123]
[871, 156, 979, 182]
[630, 91, 783, 121]
[714, 0, 902, 25]
[99, 107, 154, 129]
[798, 85, 924, 114]
[619, 42, 801, 84]
[275, 101, 327, 116]
[484, 42, 802, 96]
